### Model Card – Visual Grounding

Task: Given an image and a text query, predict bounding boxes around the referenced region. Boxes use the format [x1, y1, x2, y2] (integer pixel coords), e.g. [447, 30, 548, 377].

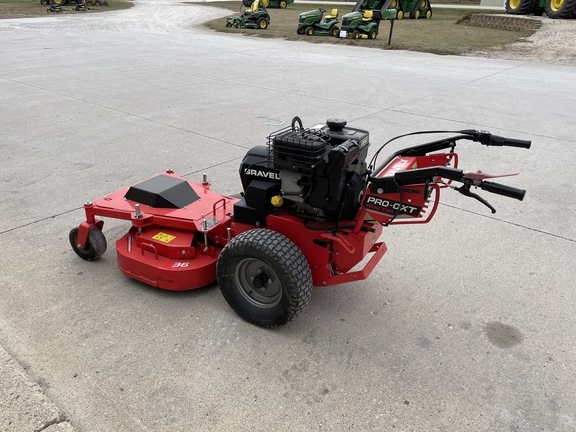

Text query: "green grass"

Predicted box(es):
[202, 2, 533, 55]
[0, 0, 132, 19]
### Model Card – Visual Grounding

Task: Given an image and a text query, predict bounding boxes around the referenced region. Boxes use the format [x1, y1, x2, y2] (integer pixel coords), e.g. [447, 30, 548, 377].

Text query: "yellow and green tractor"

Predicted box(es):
[242, 0, 293, 9]
[505, 0, 576, 18]
[227, 0, 271, 29]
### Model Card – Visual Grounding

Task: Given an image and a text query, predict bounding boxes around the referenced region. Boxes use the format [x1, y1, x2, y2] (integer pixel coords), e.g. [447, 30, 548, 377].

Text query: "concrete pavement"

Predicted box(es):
[0, 344, 74, 431]
[1, 1, 575, 430]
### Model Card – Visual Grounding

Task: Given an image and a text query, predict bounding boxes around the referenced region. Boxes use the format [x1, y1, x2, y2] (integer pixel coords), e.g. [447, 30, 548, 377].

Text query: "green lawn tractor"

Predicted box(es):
[297, 8, 340, 36]
[338, 9, 396, 39]
[399, 0, 432, 19]
[354, 0, 431, 20]
[226, 0, 270, 29]
[242, 0, 293, 9]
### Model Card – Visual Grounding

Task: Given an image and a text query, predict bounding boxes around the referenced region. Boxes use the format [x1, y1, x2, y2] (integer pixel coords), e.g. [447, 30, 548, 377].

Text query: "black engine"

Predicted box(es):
[234, 117, 370, 227]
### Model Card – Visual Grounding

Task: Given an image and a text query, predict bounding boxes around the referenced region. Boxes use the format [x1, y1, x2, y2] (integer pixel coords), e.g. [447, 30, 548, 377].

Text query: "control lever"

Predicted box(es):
[463, 170, 519, 181]
[456, 184, 496, 214]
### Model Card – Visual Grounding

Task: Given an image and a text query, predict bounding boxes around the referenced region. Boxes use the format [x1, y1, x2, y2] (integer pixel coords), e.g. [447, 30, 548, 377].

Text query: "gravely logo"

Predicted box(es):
[385, 158, 411, 176]
[244, 168, 281, 181]
[363, 195, 421, 216]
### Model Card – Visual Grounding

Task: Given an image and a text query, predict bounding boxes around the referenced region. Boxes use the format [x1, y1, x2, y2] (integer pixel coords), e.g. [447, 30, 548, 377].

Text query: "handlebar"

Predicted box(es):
[460, 130, 531, 149]
[478, 180, 526, 201]
[366, 128, 530, 215]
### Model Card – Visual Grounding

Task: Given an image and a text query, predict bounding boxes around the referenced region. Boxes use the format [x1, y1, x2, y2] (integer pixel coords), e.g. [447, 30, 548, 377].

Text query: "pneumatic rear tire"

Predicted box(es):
[217, 229, 312, 328]
[545, 0, 576, 17]
[505, 0, 533, 14]
[257, 17, 268, 29]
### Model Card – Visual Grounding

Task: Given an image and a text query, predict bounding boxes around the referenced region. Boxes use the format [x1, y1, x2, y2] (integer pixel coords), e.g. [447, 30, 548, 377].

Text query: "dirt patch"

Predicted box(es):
[205, 4, 531, 56]
[469, 16, 576, 65]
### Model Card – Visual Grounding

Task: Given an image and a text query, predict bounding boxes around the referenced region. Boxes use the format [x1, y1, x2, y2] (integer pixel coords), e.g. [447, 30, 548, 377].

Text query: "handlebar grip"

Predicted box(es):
[480, 181, 526, 201]
[489, 135, 531, 149]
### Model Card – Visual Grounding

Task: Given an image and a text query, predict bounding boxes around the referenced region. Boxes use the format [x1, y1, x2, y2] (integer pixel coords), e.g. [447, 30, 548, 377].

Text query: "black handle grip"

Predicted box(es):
[460, 130, 532, 149]
[489, 135, 532, 149]
[480, 181, 526, 201]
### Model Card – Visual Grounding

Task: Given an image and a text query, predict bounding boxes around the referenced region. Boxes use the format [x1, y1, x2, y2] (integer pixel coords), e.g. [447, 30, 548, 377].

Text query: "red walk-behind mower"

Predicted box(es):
[70, 117, 530, 327]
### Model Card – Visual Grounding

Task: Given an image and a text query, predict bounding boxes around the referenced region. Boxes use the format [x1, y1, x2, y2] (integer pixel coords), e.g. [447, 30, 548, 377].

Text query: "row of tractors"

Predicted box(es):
[226, 0, 432, 39]
[41, 0, 108, 5]
[297, 7, 401, 39]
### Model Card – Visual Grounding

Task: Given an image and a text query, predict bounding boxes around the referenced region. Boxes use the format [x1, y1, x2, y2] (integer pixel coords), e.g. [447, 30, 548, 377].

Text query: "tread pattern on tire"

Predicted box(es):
[217, 229, 312, 328]
[545, 0, 576, 17]
[505, 0, 535, 14]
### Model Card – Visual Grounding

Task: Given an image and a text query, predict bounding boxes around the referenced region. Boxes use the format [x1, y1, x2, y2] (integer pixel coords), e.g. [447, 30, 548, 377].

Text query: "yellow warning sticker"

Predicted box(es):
[152, 232, 176, 243]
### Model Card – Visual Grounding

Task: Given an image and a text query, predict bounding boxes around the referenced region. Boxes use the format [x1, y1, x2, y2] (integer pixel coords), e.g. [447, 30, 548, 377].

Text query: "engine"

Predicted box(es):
[234, 117, 370, 226]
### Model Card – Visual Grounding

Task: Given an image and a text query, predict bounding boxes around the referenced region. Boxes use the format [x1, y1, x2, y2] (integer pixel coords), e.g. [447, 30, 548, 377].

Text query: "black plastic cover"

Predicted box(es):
[124, 174, 200, 209]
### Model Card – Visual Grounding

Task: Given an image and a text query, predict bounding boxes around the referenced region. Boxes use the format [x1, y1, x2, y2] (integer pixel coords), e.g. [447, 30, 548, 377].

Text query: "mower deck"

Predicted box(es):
[74, 171, 238, 291]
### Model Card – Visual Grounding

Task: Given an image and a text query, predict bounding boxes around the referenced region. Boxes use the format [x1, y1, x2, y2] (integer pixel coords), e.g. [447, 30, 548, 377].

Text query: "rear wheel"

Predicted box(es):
[279, 0, 287, 8]
[419, 0, 430, 18]
[505, 0, 534, 14]
[50, 0, 67, 5]
[257, 18, 268, 29]
[545, 0, 576, 17]
[236, 22, 242, 28]
[368, 29, 377, 39]
[217, 229, 312, 328]
[330, 26, 339, 37]
[40, 0, 49, 4]
[69, 226, 107, 261]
